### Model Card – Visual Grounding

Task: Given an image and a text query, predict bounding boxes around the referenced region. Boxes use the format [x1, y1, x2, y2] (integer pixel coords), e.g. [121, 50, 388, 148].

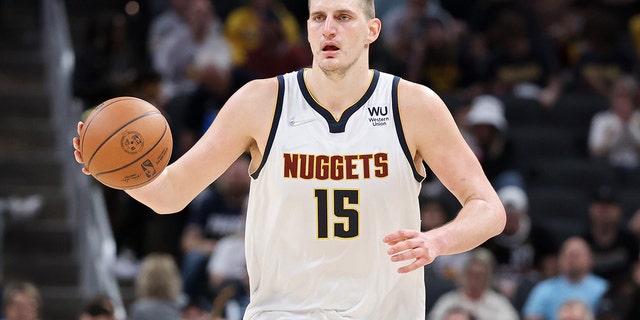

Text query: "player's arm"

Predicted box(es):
[384, 80, 506, 273]
[123, 78, 277, 214]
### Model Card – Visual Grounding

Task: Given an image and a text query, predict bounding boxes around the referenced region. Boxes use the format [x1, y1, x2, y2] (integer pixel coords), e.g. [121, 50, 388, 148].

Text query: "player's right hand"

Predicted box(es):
[72, 121, 91, 175]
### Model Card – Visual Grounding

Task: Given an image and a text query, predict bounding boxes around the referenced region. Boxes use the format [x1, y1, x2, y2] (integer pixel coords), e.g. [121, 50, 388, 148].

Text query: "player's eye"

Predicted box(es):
[311, 14, 325, 22]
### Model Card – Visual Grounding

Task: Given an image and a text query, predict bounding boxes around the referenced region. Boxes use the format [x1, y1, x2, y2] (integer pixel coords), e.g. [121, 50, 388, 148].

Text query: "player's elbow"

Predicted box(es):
[490, 200, 507, 236]
[152, 208, 179, 215]
[150, 202, 187, 215]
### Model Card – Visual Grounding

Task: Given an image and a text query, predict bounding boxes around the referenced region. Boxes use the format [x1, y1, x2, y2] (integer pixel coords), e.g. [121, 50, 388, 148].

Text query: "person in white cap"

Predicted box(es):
[465, 95, 524, 189]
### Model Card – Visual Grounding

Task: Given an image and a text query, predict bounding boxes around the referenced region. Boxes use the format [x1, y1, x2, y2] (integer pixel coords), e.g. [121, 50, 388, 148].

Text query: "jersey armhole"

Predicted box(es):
[392, 76, 425, 182]
[250, 75, 285, 179]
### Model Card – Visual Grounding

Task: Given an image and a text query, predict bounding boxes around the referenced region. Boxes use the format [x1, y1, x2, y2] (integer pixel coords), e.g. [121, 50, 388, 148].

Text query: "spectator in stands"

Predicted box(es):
[181, 298, 212, 320]
[79, 294, 115, 320]
[588, 74, 640, 176]
[464, 94, 524, 190]
[557, 300, 594, 320]
[72, 12, 139, 109]
[241, 8, 312, 79]
[207, 197, 249, 320]
[379, 0, 456, 59]
[147, 0, 192, 98]
[151, 0, 233, 157]
[150, 0, 214, 161]
[180, 155, 250, 309]
[128, 253, 184, 320]
[207, 0, 241, 22]
[583, 185, 639, 320]
[2, 281, 41, 320]
[464, 0, 551, 91]
[377, 0, 470, 92]
[483, 11, 562, 108]
[527, 0, 587, 70]
[481, 185, 559, 309]
[522, 236, 608, 320]
[584, 185, 639, 283]
[405, 16, 479, 96]
[570, 10, 636, 96]
[224, 0, 302, 68]
[427, 248, 519, 320]
[442, 306, 477, 320]
[419, 194, 451, 233]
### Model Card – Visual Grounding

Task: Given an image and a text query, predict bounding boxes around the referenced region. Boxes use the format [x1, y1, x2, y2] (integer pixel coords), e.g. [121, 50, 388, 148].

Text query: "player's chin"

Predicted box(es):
[317, 60, 343, 73]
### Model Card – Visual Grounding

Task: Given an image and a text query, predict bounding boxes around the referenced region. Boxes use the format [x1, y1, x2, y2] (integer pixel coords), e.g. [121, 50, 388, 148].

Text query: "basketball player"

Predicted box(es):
[73, 0, 506, 318]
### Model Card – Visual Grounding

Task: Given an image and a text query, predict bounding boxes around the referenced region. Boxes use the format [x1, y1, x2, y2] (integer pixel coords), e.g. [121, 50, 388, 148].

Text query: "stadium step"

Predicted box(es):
[0, 1, 85, 319]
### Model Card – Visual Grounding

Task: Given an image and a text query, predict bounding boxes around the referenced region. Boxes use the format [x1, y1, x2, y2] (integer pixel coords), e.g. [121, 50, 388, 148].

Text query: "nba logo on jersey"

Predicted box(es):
[141, 159, 156, 178]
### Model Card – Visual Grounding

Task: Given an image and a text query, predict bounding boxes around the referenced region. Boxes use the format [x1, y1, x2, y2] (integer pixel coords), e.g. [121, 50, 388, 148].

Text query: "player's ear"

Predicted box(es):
[366, 18, 381, 44]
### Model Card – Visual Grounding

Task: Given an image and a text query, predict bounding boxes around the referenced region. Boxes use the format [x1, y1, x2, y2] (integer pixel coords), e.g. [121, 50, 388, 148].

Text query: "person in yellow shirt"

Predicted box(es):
[224, 0, 302, 66]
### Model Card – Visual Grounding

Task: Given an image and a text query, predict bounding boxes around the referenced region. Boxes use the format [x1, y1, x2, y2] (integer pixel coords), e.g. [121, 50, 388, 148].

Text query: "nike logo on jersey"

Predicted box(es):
[289, 118, 316, 126]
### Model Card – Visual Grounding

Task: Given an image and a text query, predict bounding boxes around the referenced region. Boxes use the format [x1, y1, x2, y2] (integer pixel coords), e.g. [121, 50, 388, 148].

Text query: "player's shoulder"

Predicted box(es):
[218, 77, 282, 129]
[396, 78, 440, 102]
[231, 77, 280, 105]
[395, 78, 446, 113]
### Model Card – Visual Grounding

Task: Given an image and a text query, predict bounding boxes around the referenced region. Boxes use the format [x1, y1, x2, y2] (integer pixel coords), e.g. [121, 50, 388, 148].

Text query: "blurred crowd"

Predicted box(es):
[52, 0, 640, 319]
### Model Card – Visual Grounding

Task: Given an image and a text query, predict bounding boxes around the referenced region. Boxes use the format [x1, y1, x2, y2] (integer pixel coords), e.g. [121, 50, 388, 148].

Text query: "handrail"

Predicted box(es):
[41, 0, 126, 318]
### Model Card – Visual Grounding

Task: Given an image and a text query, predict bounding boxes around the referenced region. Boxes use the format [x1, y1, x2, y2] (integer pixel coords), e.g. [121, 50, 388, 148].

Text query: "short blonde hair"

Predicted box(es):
[135, 253, 182, 301]
[361, 0, 375, 19]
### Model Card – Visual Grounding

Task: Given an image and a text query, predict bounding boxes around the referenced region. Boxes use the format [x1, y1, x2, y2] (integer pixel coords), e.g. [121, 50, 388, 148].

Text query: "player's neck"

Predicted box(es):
[304, 65, 373, 116]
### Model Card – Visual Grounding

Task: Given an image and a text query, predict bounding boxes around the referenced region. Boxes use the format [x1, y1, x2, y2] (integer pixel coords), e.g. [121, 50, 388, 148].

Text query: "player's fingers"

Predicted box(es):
[81, 167, 90, 175]
[74, 149, 84, 164]
[396, 257, 431, 274]
[77, 121, 84, 135]
[388, 238, 426, 259]
[72, 137, 80, 150]
[387, 237, 418, 256]
[383, 229, 420, 245]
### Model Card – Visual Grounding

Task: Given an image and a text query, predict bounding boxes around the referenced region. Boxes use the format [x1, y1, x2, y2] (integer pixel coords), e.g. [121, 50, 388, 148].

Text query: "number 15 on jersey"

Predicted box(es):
[315, 189, 360, 239]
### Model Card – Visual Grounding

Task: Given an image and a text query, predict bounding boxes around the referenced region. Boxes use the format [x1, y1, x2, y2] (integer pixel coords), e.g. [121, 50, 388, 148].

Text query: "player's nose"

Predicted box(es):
[322, 17, 337, 38]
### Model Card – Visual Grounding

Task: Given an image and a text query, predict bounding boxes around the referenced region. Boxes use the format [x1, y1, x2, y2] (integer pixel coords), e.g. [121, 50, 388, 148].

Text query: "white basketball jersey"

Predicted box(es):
[244, 69, 426, 320]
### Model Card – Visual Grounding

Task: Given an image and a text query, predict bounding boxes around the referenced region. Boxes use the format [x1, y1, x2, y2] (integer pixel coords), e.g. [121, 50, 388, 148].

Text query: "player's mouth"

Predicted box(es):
[322, 42, 340, 54]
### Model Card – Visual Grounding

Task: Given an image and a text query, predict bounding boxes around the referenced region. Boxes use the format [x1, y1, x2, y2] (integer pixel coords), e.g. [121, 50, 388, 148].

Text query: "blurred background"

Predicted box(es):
[0, 0, 639, 319]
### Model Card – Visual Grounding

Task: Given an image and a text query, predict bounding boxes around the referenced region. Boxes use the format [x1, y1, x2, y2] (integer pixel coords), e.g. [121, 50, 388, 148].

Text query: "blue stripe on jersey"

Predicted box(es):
[297, 69, 381, 133]
[391, 76, 425, 183]
[251, 75, 285, 179]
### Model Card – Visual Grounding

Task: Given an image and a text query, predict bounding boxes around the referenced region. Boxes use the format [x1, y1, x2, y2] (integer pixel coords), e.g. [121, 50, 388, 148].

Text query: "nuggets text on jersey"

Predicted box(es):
[283, 152, 389, 180]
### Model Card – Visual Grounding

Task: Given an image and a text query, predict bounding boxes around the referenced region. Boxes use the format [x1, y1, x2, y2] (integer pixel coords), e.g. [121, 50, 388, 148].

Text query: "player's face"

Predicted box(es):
[307, 0, 380, 75]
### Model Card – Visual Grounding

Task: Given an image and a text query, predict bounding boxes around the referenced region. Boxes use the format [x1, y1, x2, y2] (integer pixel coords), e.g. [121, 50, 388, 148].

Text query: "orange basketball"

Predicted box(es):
[80, 96, 173, 190]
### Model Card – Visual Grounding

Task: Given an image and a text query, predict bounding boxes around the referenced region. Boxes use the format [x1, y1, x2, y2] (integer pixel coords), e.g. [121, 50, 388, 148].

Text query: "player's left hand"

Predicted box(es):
[383, 229, 436, 273]
[72, 121, 91, 175]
